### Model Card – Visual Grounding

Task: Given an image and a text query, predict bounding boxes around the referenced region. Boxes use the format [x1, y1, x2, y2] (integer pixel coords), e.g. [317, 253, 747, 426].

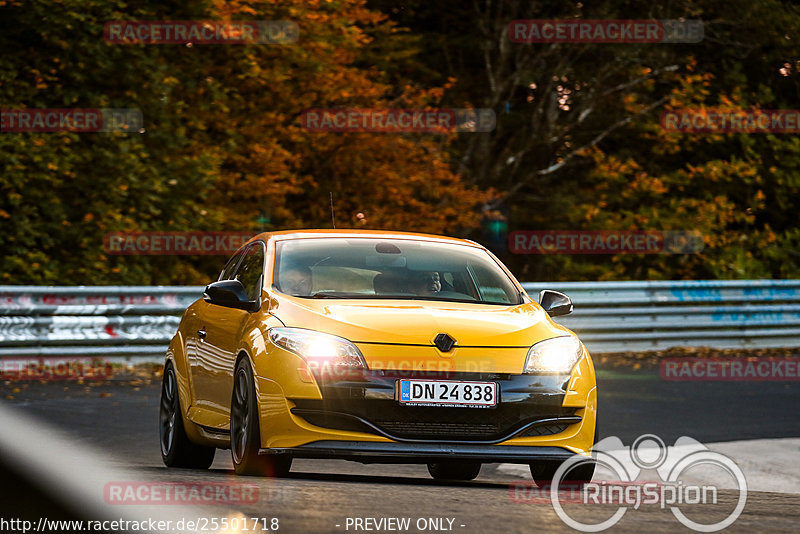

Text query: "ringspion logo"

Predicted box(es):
[103, 21, 298, 44]
[1, 109, 142, 133]
[509, 19, 703, 43]
[544, 435, 747, 532]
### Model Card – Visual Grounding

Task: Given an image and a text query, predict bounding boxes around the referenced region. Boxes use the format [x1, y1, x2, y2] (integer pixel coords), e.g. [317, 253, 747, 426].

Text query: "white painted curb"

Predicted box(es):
[497, 438, 800, 494]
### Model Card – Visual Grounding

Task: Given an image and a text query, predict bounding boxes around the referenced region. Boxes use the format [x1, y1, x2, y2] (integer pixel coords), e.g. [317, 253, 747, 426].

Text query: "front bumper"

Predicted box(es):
[291, 370, 579, 443]
[253, 361, 597, 459]
[259, 440, 580, 464]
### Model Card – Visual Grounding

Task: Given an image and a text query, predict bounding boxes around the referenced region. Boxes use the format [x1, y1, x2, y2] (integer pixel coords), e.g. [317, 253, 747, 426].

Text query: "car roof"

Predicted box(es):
[244, 229, 484, 249]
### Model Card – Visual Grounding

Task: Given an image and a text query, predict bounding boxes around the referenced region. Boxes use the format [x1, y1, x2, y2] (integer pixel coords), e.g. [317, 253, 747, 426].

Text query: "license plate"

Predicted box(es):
[398, 379, 498, 408]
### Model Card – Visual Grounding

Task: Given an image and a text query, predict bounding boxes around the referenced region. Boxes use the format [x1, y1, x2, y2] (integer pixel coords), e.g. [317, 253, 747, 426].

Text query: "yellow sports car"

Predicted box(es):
[160, 230, 597, 482]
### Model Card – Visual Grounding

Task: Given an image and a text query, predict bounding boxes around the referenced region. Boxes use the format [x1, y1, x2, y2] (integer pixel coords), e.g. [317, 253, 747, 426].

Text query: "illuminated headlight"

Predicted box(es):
[523, 336, 583, 374]
[268, 327, 366, 369]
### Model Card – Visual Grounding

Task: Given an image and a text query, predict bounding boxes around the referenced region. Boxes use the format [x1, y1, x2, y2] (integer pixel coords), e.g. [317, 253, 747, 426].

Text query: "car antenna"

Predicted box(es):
[329, 191, 336, 229]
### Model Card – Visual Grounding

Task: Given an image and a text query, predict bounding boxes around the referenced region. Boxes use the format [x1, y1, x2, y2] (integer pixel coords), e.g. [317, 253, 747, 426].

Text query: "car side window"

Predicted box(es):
[234, 243, 266, 301]
[219, 249, 246, 281]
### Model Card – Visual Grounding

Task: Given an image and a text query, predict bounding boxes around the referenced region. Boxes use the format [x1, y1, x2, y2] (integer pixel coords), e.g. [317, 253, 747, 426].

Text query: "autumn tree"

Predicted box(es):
[0, 0, 485, 285]
[371, 0, 800, 280]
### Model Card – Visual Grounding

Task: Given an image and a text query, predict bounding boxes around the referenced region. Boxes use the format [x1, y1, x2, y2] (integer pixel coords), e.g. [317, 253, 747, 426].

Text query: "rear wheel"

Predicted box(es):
[230, 357, 292, 477]
[427, 461, 481, 481]
[159, 361, 215, 468]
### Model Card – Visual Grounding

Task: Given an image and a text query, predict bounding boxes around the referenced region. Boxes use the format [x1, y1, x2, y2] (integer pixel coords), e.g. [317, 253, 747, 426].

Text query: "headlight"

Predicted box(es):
[523, 336, 583, 374]
[268, 327, 366, 369]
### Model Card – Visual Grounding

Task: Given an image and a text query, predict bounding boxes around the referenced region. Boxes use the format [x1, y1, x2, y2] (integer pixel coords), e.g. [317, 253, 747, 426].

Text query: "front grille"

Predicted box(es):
[296, 411, 374, 434]
[519, 422, 571, 437]
[292, 399, 576, 441]
[376, 420, 500, 438]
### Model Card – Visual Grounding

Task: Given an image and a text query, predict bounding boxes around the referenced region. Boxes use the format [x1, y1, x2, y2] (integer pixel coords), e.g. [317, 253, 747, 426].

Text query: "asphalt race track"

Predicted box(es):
[1, 360, 798, 533]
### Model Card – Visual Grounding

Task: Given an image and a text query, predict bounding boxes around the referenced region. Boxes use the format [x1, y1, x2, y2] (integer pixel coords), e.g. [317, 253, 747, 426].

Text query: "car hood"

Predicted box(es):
[270, 295, 572, 347]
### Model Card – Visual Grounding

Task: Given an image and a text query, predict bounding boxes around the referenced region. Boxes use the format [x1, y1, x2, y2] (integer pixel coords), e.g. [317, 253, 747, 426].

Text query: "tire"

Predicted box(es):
[530, 424, 598, 487]
[530, 459, 595, 487]
[230, 357, 292, 477]
[159, 361, 216, 468]
[427, 461, 481, 481]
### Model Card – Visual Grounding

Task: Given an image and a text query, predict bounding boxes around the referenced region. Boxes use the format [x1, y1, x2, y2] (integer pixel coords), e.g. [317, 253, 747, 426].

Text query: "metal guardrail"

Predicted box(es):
[1, 281, 799, 358]
[522, 280, 800, 352]
[0, 286, 203, 358]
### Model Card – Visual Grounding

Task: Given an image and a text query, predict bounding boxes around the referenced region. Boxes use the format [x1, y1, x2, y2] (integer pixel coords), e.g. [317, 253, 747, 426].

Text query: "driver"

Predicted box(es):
[410, 271, 441, 296]
[280, 266, 312, 296]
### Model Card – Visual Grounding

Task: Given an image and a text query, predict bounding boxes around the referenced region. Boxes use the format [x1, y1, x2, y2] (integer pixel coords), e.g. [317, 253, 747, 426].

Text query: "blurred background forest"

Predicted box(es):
[2, 0, 799, 284]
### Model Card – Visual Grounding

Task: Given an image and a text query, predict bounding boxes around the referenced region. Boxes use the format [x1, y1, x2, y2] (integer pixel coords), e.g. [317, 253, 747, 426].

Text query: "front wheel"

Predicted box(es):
[159, 361, 215, 468]
[427, 461, 481, 481]
[531, 422, 598, 487]
[530, 459, 596, 487]
[230, 357, 292, 477]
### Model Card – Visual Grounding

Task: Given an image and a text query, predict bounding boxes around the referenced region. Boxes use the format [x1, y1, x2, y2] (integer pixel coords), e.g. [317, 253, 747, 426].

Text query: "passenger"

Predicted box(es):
[410, 271, 441, 296]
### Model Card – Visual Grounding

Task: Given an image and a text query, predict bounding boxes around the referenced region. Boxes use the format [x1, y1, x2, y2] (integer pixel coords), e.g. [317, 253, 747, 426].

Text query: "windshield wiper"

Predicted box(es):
[307, 291, 363, 299]
[299, 292, 516, 305]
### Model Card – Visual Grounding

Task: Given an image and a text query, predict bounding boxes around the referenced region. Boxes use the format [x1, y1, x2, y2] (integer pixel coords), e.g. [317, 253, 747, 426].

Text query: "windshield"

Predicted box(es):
[273, 238, 522, 305]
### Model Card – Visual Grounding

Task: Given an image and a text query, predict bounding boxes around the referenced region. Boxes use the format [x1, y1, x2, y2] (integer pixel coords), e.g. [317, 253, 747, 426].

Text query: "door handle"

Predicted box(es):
[197, 329, 207, 340]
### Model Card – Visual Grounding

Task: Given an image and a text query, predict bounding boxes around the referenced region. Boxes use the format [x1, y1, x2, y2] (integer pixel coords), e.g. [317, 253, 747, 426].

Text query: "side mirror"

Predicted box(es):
[204, 280, 259, 312]
[538, 289, 573, 317]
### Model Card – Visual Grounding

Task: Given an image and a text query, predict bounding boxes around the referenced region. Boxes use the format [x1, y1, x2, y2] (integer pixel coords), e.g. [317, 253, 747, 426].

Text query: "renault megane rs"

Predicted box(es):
[160, 230, 597, 482]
